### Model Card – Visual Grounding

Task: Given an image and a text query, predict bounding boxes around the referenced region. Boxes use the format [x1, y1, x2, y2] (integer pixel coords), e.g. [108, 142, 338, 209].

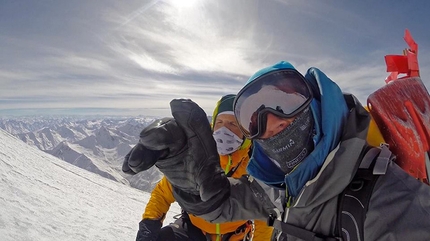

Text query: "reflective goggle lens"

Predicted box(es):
[234, 69, 312, 139]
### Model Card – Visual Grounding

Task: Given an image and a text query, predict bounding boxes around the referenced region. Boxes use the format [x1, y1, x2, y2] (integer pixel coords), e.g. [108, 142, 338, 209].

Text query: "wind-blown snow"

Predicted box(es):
[0, 129, 180, 241]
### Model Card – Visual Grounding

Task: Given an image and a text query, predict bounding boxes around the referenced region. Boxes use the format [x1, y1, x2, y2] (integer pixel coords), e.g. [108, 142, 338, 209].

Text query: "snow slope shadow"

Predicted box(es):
[0, 129, 180, 241]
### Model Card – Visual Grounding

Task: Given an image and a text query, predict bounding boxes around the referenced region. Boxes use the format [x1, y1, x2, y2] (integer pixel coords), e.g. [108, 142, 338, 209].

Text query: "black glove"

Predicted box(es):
[136, 219, 162, 241]
[124, 99, 230, 209]
[122, 133, 170, 175]
[122, 148, 135, 174]
[155, 99, 228, 200]
[123, 117, 186, 175]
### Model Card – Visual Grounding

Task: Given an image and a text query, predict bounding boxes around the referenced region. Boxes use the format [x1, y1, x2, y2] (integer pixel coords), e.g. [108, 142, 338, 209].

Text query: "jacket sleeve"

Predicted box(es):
[195, 175, 280, 223]
[365, 161, 430, 240]
[142, 176, 176, 221]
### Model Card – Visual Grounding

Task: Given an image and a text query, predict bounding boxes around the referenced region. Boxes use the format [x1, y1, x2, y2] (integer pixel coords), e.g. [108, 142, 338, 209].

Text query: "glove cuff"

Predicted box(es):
[136, 219, 162, 241]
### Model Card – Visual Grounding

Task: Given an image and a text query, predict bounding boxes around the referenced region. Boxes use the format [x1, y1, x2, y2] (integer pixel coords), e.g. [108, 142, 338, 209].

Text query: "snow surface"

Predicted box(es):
[0, 129, 181, 241]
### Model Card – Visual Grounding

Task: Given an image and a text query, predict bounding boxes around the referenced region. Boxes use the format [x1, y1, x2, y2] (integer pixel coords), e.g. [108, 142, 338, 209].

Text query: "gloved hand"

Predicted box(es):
[124, 99, 230, 205]
[136, 219, 162, 241]
[122, 118, 175, 174]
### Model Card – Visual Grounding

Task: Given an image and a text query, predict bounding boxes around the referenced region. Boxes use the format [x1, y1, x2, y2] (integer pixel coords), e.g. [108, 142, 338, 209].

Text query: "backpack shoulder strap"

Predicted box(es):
[337, 144, 393, 241]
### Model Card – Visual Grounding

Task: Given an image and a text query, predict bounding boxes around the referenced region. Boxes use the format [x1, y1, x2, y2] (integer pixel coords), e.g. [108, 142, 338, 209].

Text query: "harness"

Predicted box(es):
[269, 144, 393, 241]
[204, 220, 254, 241]
[177, 209, 255, 241]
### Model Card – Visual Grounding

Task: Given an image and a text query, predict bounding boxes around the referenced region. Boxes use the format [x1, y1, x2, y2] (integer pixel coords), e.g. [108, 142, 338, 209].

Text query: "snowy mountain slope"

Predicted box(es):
[1, 117, 162, 191]
[0, 129, 180, 241]
[16, 127, 64, 150]
[47, 141, 122, 182]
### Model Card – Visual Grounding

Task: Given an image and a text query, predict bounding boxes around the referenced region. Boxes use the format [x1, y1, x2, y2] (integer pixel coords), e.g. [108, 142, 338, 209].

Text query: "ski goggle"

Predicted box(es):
[233, 69, 313, 139]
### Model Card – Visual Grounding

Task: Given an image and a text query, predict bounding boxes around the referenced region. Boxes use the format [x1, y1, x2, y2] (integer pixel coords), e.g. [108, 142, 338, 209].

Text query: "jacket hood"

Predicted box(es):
[245, 61, 295, 85]
[246, 61, 349, 196]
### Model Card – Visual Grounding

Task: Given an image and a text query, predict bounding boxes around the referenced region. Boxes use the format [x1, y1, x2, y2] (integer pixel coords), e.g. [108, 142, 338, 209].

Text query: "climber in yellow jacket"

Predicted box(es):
[137, 94, 274, 241]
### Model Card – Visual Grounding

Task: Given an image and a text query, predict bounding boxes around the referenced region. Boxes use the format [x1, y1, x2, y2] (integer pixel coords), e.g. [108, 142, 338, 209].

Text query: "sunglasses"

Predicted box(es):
[233, 69, 313, 139]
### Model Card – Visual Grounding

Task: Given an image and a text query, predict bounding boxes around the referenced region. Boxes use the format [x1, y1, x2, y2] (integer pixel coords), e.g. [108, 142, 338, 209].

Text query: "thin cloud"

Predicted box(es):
[105, 0, 266, 76]
[1, 0, 429, 116]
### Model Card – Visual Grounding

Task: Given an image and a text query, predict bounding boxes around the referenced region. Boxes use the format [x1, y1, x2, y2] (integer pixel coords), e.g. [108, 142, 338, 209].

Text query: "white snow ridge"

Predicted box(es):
[0, 129, 180, 241]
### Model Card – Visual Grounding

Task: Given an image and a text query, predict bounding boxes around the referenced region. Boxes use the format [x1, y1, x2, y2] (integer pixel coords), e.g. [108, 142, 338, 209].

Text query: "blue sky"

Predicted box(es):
[1, 0, 430, 117]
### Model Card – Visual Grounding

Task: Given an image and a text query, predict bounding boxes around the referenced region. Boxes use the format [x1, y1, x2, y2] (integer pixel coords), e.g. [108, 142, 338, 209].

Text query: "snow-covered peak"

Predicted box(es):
[94, 126, 119, 149]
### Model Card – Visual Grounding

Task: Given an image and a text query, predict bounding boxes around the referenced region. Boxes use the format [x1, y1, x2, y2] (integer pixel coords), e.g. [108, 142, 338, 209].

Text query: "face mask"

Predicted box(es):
[256, 108, 314, 174]
[213, 126, 244, 155]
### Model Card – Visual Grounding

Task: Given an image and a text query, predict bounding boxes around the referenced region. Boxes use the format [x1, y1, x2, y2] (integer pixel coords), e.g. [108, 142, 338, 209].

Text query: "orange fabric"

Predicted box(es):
[253, 219, 274, 241]
[142, 176, 175, 220]
[219, 147, 250, 178]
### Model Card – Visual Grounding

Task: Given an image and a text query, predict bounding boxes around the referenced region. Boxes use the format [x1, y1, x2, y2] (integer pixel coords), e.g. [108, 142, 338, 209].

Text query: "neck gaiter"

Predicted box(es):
[256, 108, 314, 174]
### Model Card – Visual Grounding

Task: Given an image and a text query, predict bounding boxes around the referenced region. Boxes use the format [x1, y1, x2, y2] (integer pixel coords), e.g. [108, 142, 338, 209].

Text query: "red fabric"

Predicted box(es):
[367, 77, 430, 184]
[384, 29, 420, 82]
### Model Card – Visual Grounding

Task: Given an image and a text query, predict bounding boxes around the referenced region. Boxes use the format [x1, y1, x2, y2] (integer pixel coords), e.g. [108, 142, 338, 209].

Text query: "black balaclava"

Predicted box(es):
[256, 107, 314, 174]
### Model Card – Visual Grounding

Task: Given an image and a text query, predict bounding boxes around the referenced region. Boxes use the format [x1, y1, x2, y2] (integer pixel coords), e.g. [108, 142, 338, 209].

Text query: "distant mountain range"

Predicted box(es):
[0, 116, 163, 192]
